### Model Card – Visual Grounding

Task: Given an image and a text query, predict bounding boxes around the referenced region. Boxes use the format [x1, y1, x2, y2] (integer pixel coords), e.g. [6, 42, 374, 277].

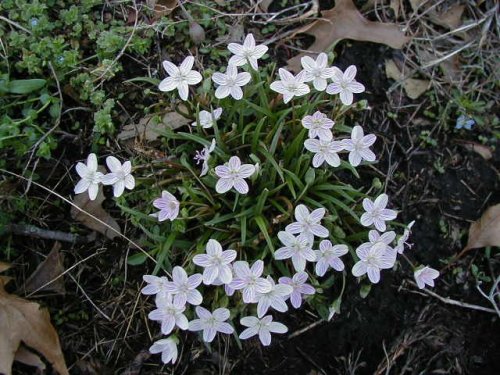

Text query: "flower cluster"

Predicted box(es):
[74, 32, 441, 366]
[74, 153, 135, 200]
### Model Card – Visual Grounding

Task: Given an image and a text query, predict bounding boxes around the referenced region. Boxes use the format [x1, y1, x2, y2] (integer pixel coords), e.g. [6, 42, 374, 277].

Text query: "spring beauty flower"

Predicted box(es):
[165, 266, 203, 306]
[394, 221, 415, 254]
[275, 231, 315, 272]
[270, 68, 310, 104]
[342, 125, 376, 167]
[351, 235, 396, 284]
[215, 156, 256, 194]
[255, 276, 293, 318]
[188, 306, 234, 342]
[360, 194, 398, 232]
[239, 316, 288, 346]
[301, 111, 335, 141]
[152, 191, 180, 222]
[228, 33, 268, 71]
[148, 296, 189, 335]
[285, 204, 329, 242]
[301, 53, 336, 91]
[149, 337, 178, 364]
[192, 108, 222, 128]
[194, 139, 216, 177]
[141, 275, 171, 300]
[314, 240, 349, 277]
[278, 272, 315, 308]
[304, 137, 344, 168]
[159, 56, 202, 101]
[193, 239, 237, 285]
[414, 266, 439, 289]
[101, 156, 135, 197]
[74, 153, 103, 201]
[230, 260, 272, 303]
[326, 65, 365, 105]
[212, 65, 251, 100]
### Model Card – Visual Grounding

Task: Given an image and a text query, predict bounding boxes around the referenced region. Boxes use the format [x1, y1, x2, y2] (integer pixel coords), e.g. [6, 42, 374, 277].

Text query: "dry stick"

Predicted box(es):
[288, 319, 323, 340]
[7, 223, 94, 244]
[407, 281, 497, 314]
[0, 168, 159, 266]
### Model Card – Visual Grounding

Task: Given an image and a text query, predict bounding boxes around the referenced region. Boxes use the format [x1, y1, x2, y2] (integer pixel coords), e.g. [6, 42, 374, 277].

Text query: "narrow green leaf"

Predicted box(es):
[8, 79, 46, 94]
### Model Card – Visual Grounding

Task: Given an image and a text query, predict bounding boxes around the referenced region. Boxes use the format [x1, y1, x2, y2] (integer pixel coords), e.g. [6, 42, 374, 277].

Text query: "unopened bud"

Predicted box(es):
[189, 22, 205, 45]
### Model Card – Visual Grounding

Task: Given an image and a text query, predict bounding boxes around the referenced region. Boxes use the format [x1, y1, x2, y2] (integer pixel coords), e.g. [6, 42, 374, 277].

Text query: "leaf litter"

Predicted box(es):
[287, 0, 410, 71]
[0, 270, 68, 374]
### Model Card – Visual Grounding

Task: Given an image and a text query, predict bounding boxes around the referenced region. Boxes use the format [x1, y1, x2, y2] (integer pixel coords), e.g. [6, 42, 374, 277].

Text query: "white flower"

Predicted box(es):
[351, 232, 397, 284]
[301, 53, 336, 91]
[395, 221, 415, 254]
[74, 153, 103, 201]
[239, 315, 288, 346]
[360, 193, 398, 232]
[192, 108, 222, 128]
[159, 56, 203, 101]
[229, 260, 272, 303]
[188, 306, 234, 343]
[326, 65, 365, 105]
[278, 272, 315, 309]
[301, 111, 335, 141]
[141, 275, 171, 300]
[314, 240, 349, 277]
[149, 337, 178, 364]
[304, 138, 344, 168]
[270, 68, 310, 104]
[228, 33, 268, 71]
[212, 65, 251, 100]
[101, 156, 135, 197]
[274, 231, 315, 272]
[164, 266, 203, 307]
[342, 125, 376, 167]
[152, 191, 180, 222]
[215, 156, 255, 194]
[285, 204, 329, 243]
[193, 239, 237, 285]
[255, 276, 293, 318]
[414, 266, 439, 289]
[194, 139, 216, 177]
[148, 295, 189, 335]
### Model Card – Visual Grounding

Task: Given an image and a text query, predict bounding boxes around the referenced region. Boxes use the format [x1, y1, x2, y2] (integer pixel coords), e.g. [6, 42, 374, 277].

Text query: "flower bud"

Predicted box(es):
[189, 22, 205, 45]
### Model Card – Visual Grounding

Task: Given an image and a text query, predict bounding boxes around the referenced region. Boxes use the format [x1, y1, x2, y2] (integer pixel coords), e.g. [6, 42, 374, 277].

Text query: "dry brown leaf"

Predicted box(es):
[0, 261, 11, 273]
[384, 59, 430, 99]
[409, 0, 425, 11]
[430, 4, 465, 30]
[71, 183, 120, 240]
[464, 204, 500, 251]
[23, 243, 65, 295]
[14, 346, 46, 372]
[458, 140, 493, 160]
[147, 0, 178, 20]
[118, 110, 190, 143]
[390, 0, 402, 18]
[0, 278, 68, 375]
[258, 0, 274, 12]
[287, 0, 410, 71]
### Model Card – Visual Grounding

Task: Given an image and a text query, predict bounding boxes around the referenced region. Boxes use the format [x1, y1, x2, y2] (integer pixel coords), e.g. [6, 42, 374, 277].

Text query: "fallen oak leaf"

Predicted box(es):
[464, 204, 500, 251]
[147, 0, 178, 21]
[71, 182, 121, 240]
[0, 261, 11, 273]
[0, 278, 68, 375]
[287, 0, 411, 72]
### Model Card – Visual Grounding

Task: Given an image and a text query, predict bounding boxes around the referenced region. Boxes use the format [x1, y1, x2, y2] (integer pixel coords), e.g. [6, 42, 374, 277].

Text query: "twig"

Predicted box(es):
[295, 346, 327, 375]
[0, 15, 32, 34]
[288, 319, 323, 339]
[407, 281, 497, 314]
[68, 273, 112, 321]
[6, 223, 95, 244]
